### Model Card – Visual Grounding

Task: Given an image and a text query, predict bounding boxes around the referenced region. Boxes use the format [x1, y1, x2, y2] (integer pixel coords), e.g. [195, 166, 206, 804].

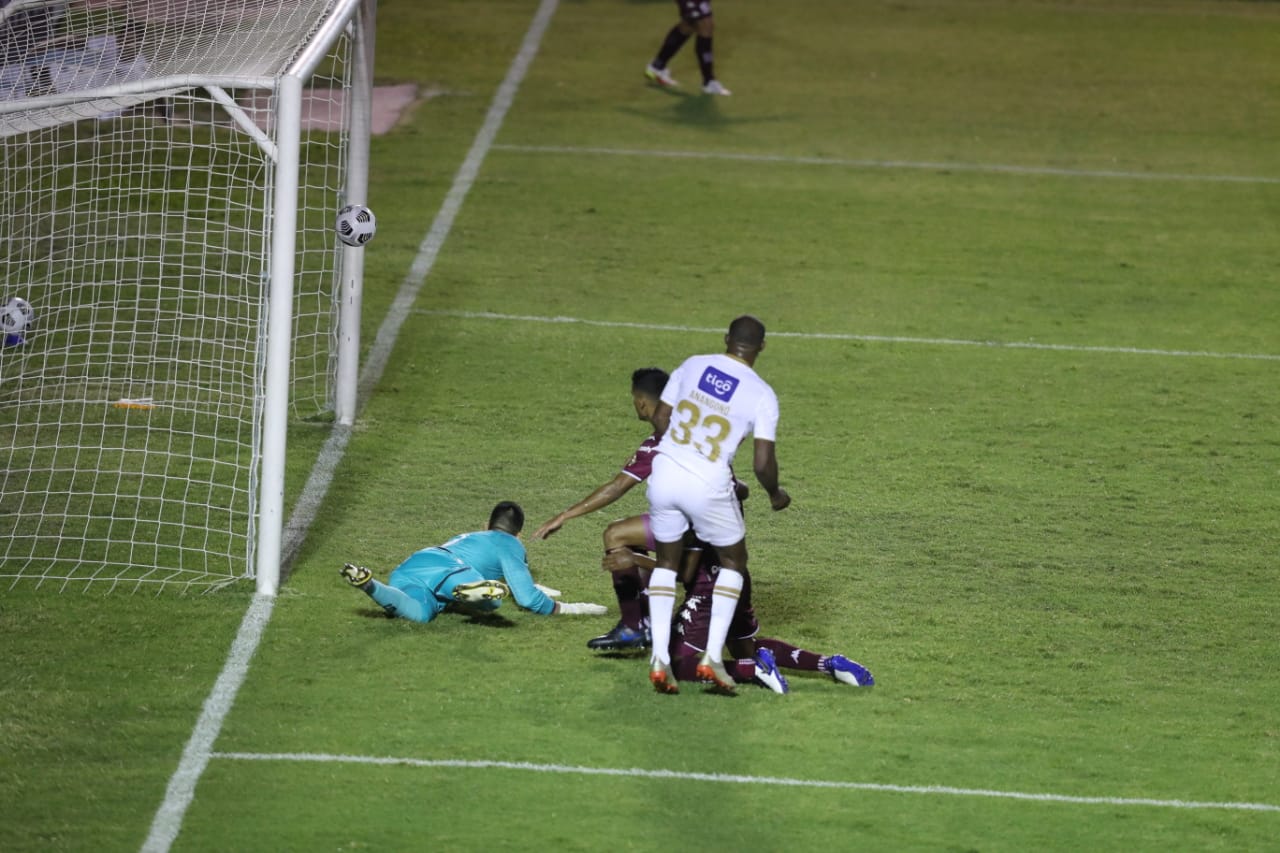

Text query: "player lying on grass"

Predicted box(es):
[341, 501, 607, 623]
[602, 510, 874, 694]
[533, 367, 672, 650]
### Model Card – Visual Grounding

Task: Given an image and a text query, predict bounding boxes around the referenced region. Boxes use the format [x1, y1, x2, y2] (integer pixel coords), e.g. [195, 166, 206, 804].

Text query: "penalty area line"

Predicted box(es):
[418, 310, 1280, 363]
[212, 752, 1280, 814]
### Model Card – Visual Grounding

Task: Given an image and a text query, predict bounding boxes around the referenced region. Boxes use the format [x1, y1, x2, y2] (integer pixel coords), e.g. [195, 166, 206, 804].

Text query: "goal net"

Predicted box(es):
[0, 0, 373, 593]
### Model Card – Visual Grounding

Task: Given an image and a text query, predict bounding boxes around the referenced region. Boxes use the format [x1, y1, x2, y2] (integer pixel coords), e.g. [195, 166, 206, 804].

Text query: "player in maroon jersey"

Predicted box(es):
[644, 0, 731, 96]
[532, 367, 670, 650]
[602, 512, 874, 694]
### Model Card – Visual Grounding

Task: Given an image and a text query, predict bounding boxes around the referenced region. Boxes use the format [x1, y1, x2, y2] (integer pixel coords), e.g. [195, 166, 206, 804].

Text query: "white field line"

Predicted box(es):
[137, 2, 563, 851]
[139, 596, 275, 853]
[213, 752, 1280, 814]
[419, 310, 1280, 363]
[492, 143, 1280, 186]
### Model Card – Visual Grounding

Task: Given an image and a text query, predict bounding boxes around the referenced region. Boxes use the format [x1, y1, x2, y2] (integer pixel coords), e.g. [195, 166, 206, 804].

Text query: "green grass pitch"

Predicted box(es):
[3, 0, 1279, 850]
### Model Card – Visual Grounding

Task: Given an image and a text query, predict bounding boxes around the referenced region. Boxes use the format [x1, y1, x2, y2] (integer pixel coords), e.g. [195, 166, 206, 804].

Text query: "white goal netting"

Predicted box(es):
[0, 0, 370, 592]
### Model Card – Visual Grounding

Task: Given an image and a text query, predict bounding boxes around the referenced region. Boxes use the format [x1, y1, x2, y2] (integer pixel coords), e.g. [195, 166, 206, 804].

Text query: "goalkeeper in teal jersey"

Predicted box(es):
[340, 501, 607, 623]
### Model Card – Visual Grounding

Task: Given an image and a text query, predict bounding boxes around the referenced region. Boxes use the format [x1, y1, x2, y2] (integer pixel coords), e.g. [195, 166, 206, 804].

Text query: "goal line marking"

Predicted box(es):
[418, 310, 1280, 363]
[139, 3, 563, 851]
[212, 751, 1280, 814]
[492, 143, 1280, 186]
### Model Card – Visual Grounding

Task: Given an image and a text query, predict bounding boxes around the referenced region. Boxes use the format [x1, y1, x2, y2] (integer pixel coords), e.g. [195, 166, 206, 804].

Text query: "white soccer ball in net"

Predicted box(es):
[1, 296, 35, 337]
[336, 204, 377, 247]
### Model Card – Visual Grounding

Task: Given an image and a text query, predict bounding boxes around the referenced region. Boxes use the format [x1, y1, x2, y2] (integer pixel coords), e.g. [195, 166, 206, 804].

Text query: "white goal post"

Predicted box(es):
[0, 0, 375, 595]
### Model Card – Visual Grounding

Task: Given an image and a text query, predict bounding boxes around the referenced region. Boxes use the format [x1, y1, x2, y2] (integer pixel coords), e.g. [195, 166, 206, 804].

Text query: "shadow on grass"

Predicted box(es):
[351, 608, 515, 628]
[592, 649, 649, 660]
[461, 612, 517, 628]
[622, 90, 797, 132]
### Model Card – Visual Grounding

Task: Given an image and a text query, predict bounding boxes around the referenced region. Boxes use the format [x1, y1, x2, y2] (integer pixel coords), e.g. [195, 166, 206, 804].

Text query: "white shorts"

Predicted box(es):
[646, 453, 745, 547]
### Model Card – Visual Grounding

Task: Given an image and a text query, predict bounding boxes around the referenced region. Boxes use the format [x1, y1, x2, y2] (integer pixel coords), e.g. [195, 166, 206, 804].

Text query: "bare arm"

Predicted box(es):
[611, 546, 701, 584]
[603, 546, 656, 573]
[753, 438, 790, 511]
[533, 472, 638, 539]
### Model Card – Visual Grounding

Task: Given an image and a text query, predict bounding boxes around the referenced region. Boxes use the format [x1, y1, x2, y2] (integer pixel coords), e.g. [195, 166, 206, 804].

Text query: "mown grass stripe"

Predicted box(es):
[493, 143, 1280, 186]
[417, 310, 1280, 363]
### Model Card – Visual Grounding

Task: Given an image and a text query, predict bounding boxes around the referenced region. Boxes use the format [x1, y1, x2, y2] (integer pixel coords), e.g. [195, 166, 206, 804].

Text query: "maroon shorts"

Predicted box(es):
[674, 0, 713, 23]
[671, 574, 759, 658]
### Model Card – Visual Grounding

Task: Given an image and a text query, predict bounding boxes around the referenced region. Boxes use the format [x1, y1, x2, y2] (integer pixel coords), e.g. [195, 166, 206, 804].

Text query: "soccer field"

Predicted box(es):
[3, 0, 1280, 850]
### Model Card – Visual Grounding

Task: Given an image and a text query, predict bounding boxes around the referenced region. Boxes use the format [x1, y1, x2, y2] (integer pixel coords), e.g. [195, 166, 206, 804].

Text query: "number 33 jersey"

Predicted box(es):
[656, 353, 779, 489]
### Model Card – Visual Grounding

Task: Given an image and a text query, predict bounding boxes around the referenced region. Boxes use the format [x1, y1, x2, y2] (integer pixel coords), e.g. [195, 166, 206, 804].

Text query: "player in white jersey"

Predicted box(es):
[645, 315, 791, 694]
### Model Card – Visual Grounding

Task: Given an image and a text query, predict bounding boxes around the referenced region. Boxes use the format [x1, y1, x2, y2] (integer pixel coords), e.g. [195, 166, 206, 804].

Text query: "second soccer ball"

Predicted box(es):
[1, 295, 34, 346]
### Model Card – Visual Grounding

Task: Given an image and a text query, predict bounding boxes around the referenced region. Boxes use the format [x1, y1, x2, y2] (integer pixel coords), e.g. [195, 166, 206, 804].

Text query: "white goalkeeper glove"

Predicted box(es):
[534, 583, 562, 598]
[557, 602, 607, 616]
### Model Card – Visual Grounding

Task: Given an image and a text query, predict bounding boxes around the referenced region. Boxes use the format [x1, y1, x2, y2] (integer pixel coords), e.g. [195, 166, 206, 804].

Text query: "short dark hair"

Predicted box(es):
[727, 315, 766, 348]
[631, 367, 669, 399]
[488, 501, 524, 535]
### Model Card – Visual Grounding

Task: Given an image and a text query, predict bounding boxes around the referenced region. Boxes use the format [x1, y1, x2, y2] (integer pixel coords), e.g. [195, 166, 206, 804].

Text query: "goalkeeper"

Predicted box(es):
[340, 501, 607, 623]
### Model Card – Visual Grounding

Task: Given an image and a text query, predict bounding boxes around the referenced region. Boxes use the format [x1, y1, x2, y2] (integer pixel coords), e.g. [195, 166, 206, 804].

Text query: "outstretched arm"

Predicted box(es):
[500, 555, 557, 615]
[753, 438, 790, 511]
[532, 472, 639, 539]
[500, 544, 607, 616]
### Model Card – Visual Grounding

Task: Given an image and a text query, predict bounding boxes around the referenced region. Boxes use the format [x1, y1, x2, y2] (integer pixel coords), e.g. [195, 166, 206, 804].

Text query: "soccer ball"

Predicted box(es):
[336, 204, 377, 247]
[1, 296, 34, 343]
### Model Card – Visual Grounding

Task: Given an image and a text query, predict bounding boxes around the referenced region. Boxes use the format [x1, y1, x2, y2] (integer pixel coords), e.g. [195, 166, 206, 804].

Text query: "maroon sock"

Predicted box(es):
[653, 25, 690, 68]
[755, 637, 826, 672]
[695, 35, 715, 84]
[728, 659, 755, 683]
[674, 655, 754, 684]
[612, 565, 645, 630]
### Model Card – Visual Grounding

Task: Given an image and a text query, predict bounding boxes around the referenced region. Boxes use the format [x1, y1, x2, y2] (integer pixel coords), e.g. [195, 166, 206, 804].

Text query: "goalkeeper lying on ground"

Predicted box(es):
[340, 501, 607, 623]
